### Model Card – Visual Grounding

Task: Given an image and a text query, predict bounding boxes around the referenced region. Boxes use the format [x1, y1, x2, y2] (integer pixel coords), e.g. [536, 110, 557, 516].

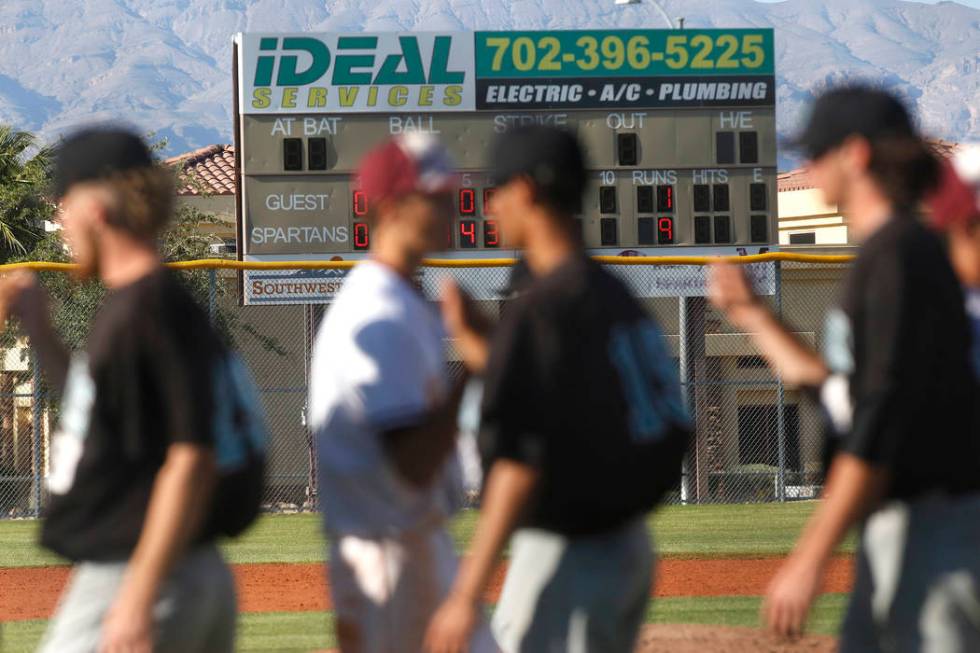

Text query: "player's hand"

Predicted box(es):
[99, 592, 154, 653]
[0, 271, 47, 330]
[441, 278, 490, 373]
[708, 262, 764, 328]
[424, 592, 479, 653]
[441, 278, 483, 336]
[761, 554, 823, 640]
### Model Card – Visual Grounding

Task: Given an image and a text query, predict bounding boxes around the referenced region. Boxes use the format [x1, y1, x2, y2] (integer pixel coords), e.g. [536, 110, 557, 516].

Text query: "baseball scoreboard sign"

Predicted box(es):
[233, 29, 777, 304]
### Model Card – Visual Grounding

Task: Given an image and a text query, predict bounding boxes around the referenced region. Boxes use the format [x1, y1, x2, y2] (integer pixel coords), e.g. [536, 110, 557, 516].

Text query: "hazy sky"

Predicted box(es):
[754, 0, 980, 7]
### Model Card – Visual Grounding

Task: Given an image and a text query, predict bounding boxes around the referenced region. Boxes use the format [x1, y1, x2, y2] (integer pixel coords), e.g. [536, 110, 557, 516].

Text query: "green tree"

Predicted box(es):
[0, 128, 288, 515]
[15, 204, 234, 352]
[3, 128, 285, 358]
[0, 125, 52, 259]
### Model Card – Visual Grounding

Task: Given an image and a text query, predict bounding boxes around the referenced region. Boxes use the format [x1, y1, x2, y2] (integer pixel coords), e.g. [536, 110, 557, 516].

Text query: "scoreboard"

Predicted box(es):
[233, 29, 777, 304]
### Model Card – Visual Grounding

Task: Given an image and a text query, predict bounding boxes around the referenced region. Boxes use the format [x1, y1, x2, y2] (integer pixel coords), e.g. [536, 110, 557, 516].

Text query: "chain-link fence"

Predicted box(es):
[0, 255, 853, 518]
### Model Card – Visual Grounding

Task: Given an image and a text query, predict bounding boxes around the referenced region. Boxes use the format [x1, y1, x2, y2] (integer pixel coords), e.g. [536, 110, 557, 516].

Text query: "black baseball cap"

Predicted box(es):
[490, 126, 586, 214]
[53, 127, 154, 197]
[787, 86, 916, 160]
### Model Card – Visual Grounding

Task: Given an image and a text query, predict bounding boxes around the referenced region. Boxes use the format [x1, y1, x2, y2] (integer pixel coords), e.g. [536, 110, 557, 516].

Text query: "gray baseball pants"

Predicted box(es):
[491, 517, 653, 653]
[839, 493, 980, 652]
[37, 544, 236, 653]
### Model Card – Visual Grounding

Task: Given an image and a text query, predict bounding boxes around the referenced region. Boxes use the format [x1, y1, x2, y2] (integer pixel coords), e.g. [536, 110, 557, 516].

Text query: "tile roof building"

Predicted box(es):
[776, 139, 961, 248]
[166, 144, 236, 196]
[165, 144, 237, 247]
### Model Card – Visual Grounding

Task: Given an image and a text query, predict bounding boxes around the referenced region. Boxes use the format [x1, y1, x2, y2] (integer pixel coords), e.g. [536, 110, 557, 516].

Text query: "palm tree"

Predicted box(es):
[0, 125, 52, 260]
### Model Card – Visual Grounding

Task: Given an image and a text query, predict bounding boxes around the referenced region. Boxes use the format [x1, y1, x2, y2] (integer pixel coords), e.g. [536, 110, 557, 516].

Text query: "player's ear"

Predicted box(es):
[91, 196, 115, 231]
[372, 196, 399, 230]
[510, 175, 537, 208]
[71, 183, 114, 232]
[841, 135, 872, 176]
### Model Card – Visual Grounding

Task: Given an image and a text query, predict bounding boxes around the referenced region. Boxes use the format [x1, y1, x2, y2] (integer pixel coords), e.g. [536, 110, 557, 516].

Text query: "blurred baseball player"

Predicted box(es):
[928, 144, 980, 374]
[307, 133, 496, 653]
[425, 126, 689, 653]
[709, 87, 980, 650]
[0, 128, 236, 652]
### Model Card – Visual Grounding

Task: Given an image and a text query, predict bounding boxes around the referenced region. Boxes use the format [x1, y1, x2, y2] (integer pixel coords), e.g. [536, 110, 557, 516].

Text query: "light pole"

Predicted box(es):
[614, 0, 677, 29]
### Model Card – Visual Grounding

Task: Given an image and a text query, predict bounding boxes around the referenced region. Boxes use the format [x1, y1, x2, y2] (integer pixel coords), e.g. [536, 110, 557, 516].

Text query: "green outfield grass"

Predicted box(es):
[0, 595, 847, 652]
[645, 593, 847, 635]
[0, 504, 853, 650]
[0, 520, 64, 568]
[0, 502, 855, 568]
[0, 613, 336, 653]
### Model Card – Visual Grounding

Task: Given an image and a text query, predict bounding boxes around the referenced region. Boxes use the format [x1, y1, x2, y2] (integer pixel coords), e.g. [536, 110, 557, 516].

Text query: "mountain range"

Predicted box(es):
[0, 0, 977, 169]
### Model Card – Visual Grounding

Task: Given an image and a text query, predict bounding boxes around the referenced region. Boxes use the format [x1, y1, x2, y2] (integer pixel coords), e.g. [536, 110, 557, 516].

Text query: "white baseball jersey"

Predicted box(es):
[309, 260, 463, 536]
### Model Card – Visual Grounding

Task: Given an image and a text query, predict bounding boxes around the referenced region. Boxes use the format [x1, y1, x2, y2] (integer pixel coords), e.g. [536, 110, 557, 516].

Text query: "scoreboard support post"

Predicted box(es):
[680, 295, 708, 504]
[302, 304, 324, 509]
[774, 260, 786, 502]
[678, 296, 691, 504]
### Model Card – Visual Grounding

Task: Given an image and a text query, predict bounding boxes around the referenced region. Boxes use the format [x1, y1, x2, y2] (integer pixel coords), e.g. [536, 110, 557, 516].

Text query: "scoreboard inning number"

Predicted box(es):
[346, 186, 503, 250]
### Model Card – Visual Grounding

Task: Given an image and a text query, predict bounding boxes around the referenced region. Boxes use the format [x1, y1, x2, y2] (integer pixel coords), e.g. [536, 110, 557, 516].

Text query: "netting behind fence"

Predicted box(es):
[0, 255, 852, 517]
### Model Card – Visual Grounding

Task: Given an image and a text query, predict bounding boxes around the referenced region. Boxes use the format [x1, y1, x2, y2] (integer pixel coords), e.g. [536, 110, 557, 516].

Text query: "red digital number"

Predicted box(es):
[459, 188, 476, 216]
[353, 222, 370, 250]
[657, 217, 674, 245]
[353, 190, 368, 216]
[483, 187, 497, 215]
[484, 220, 500, 248]
[459, 220, 477, 248]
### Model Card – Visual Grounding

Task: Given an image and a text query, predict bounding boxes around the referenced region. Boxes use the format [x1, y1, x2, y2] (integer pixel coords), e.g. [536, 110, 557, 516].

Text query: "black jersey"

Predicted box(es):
[41, 269, 225, 561]
[823, 215, 980, 499]
[479, 255, 690, 536]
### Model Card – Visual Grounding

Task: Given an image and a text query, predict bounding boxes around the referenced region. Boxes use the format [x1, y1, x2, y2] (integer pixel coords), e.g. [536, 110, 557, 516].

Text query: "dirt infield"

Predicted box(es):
[0, 556, 852, 622]
[634, 624, 835, 652]
[314, 624, 836, 653]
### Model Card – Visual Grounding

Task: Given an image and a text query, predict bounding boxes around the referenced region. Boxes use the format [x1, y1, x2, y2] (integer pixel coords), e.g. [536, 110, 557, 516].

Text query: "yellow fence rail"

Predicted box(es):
[0, 250, 857, 516]
[0, 251, 854, 274]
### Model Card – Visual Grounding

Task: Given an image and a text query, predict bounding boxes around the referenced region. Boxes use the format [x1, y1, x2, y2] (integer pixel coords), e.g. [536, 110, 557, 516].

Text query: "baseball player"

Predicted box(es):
[709, 87, 980, 650]
[425, 126, 689, 653]
[0, 128, 237, 652]
[307, 133, 496, 653]
[454, 259, 535, 503]
[928, 145, 980, 375]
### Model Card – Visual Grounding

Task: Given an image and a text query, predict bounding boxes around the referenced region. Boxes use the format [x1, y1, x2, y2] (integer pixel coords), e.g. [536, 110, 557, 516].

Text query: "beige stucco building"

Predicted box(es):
[777, 168, 849, 246]
[774, 139, 961, 248]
